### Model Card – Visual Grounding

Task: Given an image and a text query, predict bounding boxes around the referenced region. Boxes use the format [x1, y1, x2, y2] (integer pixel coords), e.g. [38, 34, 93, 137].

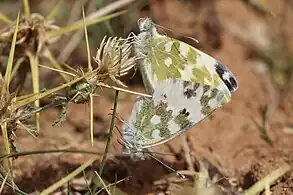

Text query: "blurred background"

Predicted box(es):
[0, 0, 293, 194]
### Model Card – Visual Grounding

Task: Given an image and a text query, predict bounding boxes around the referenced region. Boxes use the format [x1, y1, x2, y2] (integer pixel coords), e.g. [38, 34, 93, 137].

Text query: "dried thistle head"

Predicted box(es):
[0, 72, 39, 153]
[0, 13, 60, 55]
[0, 74, 22, 154]
[93, 36, 136, 87]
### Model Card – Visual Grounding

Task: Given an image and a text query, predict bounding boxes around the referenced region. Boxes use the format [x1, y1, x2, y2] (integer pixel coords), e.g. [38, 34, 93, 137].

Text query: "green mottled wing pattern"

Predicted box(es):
[135, 18, 238, 96]
[123, 18, 238, 159]
[123, 79, 230, 152]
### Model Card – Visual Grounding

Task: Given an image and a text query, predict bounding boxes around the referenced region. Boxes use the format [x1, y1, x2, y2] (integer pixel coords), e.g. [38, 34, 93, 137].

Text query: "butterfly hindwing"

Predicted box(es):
[123, 79, 230, 157]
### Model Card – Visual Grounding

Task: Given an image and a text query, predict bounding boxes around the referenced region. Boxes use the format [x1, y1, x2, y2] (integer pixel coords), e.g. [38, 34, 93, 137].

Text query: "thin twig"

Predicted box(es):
[93, 171, 111, 195]
[0, 149, 104, 162]
[0, 170, 10, 193]
[98, 90, 119, 176]
[95, 176, 130, 195]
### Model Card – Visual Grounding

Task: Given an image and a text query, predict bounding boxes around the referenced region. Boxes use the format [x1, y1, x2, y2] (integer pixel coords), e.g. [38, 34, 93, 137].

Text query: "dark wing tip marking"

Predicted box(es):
[215, 61, 238, 93]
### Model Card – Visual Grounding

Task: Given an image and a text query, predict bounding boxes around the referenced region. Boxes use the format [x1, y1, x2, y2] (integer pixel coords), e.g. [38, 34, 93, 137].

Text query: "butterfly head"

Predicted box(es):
[137, 17, 155, 33]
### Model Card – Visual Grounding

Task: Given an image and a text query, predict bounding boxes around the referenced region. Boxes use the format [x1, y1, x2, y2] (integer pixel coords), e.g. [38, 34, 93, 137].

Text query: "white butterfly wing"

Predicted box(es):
[134, 17, 238, 95]
[123, 79, 230, 149]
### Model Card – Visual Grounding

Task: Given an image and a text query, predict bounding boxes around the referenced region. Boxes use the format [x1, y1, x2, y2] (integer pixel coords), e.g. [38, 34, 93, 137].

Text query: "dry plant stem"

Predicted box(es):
[94, 171, 111, 195]
[82, 170, 93, 195]
[0, 149, 104, 162]
[67, 0, 85, 25]
[98, 83, 152, 97]
[89, 90, 119, 194]
[90, 94, 94, 145]
[0, 13, 12, 24]
[58, 0, 96, 62]
[0, 176, 26, 195]
[4, 12, 20, 88]
[86, 0, 135, 20]
[98, 90, 119, 176]
[38, 64, 75, 77]
[23, 0, 30, 16]
[46, 0, 64, 20]
[94, 176, 130, 195]
[243, 163, 291, 195]
[40, 159, 96, 195]
[0, 170, 9, 193]
[42, 49, 70, 81]
[82, 6, 93, 71]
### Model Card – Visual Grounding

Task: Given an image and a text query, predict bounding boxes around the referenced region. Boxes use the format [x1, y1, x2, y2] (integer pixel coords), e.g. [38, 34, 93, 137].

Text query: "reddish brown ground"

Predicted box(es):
[1, 0, 293, 194]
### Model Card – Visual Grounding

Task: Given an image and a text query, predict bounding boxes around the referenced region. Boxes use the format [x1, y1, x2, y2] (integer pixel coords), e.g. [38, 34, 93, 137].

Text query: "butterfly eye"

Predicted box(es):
[185, 112, 190, 117]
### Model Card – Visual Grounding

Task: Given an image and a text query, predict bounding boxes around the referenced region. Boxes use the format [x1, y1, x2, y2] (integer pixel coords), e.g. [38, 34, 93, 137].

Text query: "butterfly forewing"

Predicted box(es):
[135, 17, 238, 96]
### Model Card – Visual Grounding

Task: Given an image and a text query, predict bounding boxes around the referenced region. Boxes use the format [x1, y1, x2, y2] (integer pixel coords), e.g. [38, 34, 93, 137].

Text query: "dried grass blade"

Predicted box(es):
[27, 52, 40, 131]
[94, 171, 111, 195]
[90, 94, 94, 146]
[4, 11, 20, 88]
[46, 0, 64, 20]
[0, 13, 12, 24]
[82, 7, 92, 71]
[14, 72, 88, 108]
[243, 163, 291, 195]
[0, 122, 12, 178]
[23, 0, 30, 16]
[40, 158, 96, 195]
[98, 90, 119, 176]
[43, 49, 70, 81]
[46, 11, 126, 38]
[0, 170, 10, 193]
[10, 57, 25, 83]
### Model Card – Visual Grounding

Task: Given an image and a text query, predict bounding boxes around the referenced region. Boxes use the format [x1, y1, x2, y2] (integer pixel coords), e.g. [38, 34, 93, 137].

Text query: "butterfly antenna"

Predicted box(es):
[155, 23, 199, 44]
[148, 153, 185, 178]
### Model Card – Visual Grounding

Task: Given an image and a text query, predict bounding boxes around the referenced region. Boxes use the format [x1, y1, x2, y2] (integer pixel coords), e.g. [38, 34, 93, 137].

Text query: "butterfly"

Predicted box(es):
[122, 18, 238, 159]
[123, 79, 232, 159]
